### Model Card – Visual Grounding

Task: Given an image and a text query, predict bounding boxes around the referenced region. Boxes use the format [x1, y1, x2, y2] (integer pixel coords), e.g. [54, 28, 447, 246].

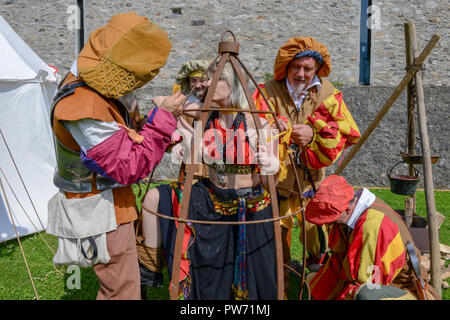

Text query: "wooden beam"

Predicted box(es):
[410, 31, 442, 297]
[404, 22, 419, 227]
[333, 34, 440, 175]
[405, 22, 418, 174]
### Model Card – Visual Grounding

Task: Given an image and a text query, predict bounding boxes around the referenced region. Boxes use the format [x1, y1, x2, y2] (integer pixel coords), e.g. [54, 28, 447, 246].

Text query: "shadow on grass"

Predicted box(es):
[287, 272, 311, 300]
[0, 232, 45, 259]
[142, 269, 310, 300]
[144, 269, 171, 300]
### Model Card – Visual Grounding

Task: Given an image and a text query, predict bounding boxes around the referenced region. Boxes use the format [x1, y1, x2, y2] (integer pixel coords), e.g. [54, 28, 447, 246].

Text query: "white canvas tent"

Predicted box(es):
[0, 15, 59, 242]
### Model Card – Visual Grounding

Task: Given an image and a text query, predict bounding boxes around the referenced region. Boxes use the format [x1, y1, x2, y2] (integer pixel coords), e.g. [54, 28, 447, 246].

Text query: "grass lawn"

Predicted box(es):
[0, 184, 448, 300]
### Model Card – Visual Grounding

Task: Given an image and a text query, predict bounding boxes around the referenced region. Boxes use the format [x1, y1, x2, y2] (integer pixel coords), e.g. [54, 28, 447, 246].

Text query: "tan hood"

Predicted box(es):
[77, 12, 172, 99]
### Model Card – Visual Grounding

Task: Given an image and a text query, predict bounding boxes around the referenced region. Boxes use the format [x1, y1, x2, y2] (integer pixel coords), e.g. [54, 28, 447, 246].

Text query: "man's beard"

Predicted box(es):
[292, 79, 307, 97]
[193, 88, 206, 100]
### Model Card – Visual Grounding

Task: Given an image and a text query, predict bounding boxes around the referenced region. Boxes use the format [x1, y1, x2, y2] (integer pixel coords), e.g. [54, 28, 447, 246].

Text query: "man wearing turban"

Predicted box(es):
[253, 37, 361, 295]
[48, 12, 183, 299]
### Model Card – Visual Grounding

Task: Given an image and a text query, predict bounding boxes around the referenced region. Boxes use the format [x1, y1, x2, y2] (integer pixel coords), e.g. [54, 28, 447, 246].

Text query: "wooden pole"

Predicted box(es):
[404, 22, 419, 227]
[410, 32, 442, 297]
[333, 34, 440, 176]
[405, 22, 417, 171]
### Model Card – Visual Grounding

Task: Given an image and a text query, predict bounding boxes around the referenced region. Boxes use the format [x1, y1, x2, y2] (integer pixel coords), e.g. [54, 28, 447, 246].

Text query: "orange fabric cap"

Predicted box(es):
[77, 12, 171, 98]
[305, 175, 354, 225]
[273, 37, 331, 80]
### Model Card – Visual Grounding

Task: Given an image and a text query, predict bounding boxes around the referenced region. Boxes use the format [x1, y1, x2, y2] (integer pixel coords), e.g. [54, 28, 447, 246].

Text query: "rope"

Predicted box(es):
[0, 167, 57, 256]
[0, 129, 46, 230]
[182, 108, 276, 114]
[142, 202, 306, 225]
[0, 174, 40, 300]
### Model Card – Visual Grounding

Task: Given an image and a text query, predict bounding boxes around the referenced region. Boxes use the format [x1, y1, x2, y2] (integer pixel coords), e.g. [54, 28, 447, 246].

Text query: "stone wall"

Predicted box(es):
[371, 0, 448, 86]
[1, 0, 448, 87]
[1, 0, 448, 188]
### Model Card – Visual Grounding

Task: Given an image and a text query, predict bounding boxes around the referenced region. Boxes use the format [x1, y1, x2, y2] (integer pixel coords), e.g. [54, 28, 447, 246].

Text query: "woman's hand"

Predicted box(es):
[170, 143, 185, 164]
[256, 145, 279, 175]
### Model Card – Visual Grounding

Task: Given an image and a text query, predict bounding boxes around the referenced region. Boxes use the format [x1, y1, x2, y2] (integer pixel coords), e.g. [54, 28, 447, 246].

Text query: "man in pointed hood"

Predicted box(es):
[49, 12, 183, 300]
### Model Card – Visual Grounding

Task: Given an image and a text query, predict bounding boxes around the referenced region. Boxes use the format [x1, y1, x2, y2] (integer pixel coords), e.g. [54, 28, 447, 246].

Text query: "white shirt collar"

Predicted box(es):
[286, 74, 322, 112]
[70, 59, 78, 77]
[346, 188, 376, 230]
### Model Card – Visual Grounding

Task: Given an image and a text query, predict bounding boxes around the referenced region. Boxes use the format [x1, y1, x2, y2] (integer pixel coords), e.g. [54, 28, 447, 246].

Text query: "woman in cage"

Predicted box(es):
[138, 62, 284, 300]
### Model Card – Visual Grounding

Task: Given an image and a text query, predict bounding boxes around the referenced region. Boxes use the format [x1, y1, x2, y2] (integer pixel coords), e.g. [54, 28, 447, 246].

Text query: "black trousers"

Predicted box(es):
[158, 179, 277, 300]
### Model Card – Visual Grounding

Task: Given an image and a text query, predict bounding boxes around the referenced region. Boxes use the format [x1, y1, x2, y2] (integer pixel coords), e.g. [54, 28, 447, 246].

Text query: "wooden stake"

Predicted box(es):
[409, 30, 442, 296]
[333, 34, 440, 176]
[404, 22, 419, 227]
[404, 197, 414, 227]
[405, 22, 418, 174]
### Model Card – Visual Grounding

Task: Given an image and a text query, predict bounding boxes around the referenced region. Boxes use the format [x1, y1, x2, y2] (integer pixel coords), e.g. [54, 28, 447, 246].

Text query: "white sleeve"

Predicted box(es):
[62, 119, 120, 153]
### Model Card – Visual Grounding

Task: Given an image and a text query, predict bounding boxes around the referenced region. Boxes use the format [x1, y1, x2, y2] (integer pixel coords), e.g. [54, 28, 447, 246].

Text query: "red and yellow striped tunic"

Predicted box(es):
[253, 84, 360, 170]
[309, 205, 406, 300]
[301, 89, 360, 169]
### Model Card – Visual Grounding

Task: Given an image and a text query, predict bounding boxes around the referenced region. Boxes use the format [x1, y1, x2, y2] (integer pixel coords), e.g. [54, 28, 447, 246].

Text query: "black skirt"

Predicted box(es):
[158, 179, 277, 300]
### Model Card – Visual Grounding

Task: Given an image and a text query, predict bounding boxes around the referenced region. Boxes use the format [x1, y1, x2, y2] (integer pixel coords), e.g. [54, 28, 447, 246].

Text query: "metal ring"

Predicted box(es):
[142, 204, 305, 225]
[388, 160, 420, 177]
[387, 161, 405, 178]
[220, 30, 236, 42]
[181, 108, 276, 114]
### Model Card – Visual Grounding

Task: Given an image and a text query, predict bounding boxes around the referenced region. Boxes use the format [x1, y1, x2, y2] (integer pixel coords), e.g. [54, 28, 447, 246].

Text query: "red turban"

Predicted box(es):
[305, 175, 354, 225]
[273, 37, 331, 80]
